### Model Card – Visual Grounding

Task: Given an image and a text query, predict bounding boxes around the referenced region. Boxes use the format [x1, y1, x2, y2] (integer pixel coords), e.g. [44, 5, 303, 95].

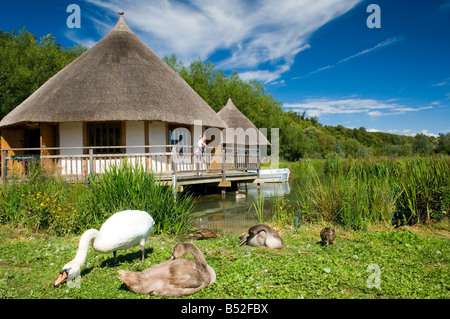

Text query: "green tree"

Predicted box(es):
[343, 138, 361, 158]
[436, 133, 450, 155]
[0, 28, 87, 119]
[413, 133, 433, 155]
[333, 140, 346, 158]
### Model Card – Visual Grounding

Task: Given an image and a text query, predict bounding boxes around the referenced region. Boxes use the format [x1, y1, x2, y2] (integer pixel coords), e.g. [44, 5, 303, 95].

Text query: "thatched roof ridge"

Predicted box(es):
[218, 98, 270, 145]
[0, 15, 227, 129]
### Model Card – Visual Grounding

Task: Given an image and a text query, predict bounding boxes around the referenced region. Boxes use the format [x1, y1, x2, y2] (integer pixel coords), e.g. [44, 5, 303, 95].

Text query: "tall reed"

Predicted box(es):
[293, 156, 449, 229]
[247, 195, 266, 224]
[393, 156, 449, 224]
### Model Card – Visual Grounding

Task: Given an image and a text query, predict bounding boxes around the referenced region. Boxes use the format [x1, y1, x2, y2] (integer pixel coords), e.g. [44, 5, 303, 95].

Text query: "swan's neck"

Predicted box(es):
[72, 229, 99, 266]
[185, 247, 207, 267]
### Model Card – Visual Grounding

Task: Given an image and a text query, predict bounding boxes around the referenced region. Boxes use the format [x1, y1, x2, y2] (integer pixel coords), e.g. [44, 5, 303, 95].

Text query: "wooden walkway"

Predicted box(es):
[1, 145, 260, 192]
[158, 170, 258, 186]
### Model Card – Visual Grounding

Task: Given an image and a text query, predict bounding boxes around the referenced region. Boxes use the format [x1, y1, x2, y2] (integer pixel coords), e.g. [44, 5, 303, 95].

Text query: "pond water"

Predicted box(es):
[191, 179, 300, 235]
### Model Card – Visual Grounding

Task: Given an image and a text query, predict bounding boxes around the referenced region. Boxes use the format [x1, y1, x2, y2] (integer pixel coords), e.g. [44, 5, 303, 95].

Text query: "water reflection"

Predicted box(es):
[191, 182, 291, 235]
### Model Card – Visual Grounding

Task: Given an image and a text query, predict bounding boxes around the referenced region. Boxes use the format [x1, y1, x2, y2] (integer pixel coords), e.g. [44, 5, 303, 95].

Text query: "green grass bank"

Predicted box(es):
[0, 222, 448, 299]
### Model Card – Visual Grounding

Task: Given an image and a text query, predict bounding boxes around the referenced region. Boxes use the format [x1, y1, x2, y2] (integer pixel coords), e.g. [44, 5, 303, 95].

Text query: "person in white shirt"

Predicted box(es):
[196, 135, 206, 176]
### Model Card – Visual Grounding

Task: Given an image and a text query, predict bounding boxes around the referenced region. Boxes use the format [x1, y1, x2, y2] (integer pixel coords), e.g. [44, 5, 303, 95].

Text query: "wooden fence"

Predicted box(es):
[1, 145, 260, 182]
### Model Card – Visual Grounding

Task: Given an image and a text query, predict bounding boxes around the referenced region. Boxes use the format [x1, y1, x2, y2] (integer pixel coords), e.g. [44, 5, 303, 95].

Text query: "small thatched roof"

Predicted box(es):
[0, 15, 227, 129]
[218, 98, 270, 146]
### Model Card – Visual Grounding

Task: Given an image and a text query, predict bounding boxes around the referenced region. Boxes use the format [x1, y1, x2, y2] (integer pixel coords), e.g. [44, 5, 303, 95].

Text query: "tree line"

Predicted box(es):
[162, 54, 449, 160]
[0, 28, 448, 161]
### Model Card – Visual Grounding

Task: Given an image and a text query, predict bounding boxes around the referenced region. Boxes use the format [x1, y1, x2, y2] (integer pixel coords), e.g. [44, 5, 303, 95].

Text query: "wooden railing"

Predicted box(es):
[1, 145, 260, 181]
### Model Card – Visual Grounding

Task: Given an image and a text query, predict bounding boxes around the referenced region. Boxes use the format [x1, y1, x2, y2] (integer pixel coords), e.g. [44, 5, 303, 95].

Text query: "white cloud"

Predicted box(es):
[65, 30, 97, 48]
[432, 77, 450, 87]
[283, 98, 433, 117]
[366, 128, 441, 138]
[294, 37, 404, 79]
[83, 0, 361, 83]
[368, 111, 383, 117]
[419, 130, 439, 138]
[432, 81, 449, 87]
[379, 129, 439, 138]
[338, 37, 402, 64]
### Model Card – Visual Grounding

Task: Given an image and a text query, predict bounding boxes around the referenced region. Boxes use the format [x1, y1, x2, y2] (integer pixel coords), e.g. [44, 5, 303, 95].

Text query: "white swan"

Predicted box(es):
[235, 191, 246, 199]
[53, 210, 155, 286]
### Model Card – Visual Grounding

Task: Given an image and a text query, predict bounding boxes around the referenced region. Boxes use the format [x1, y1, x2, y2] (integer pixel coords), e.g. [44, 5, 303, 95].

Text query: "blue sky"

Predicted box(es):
[1, 0, 449, 137]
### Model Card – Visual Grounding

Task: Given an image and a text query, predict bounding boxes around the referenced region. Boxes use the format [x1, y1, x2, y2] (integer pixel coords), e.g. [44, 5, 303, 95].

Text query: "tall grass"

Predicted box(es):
[291, 156, 449, 229]
[247, 194, 266, 224]
[0, 161, 86, 235]
[85, 161, 196, 235]
[394, 156, 449, 224]
[0, 161, 196, 235]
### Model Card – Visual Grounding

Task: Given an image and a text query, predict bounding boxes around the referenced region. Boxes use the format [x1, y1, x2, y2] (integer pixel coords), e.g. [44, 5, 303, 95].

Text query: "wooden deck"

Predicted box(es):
[158, 170, 258, 186]
[1, 145, 260, 192]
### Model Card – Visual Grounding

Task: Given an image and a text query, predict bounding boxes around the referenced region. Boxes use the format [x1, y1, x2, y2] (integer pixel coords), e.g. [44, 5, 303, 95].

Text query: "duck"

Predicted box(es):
[189, 228, 221, 240]
[53, 210, 155, 286]
[239, 224, 283, 249]
[235, 191, 246, 199]
[320, 227, 336, 245]
[118, 242, 216, 297]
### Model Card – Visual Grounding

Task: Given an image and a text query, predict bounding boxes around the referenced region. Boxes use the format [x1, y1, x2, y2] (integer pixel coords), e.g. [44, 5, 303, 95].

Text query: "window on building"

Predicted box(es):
[168, 124, 191, 154]
[87, 122, 122, 154]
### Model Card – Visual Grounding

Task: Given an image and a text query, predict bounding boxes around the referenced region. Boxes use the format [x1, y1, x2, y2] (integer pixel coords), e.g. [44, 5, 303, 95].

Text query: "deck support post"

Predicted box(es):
[88, 148, 94, 177]
[171, 148, 177, 199]
[221, 146, 226, 197]
[2, 150, 8, 180]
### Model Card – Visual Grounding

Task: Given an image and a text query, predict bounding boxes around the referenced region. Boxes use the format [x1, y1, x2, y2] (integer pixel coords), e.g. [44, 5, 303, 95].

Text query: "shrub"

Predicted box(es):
[0, 160, 196, 235]
[0, 161, 85, 235]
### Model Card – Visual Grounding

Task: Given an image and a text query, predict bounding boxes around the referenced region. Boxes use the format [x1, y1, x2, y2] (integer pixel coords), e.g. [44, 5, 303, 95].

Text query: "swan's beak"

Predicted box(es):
[53, 272, 68, 287]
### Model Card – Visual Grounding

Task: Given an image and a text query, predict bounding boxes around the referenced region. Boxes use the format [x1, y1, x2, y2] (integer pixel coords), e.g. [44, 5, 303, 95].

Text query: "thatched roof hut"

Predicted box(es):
[0, 15, 226, 129]
[218, 98, 270, 146]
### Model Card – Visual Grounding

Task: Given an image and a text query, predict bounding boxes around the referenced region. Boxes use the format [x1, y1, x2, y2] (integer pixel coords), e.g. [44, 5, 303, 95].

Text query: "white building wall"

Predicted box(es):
[126, 121, 145, 154]
[59, 122, 83, 175]
[59, 122, 83, 155]
[148, 121, 166, 153]
[148, 121, 167, 172]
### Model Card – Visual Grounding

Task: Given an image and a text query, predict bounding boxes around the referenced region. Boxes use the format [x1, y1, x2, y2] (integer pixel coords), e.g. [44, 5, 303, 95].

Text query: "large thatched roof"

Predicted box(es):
[0, 15, 227, 129]
[218, 98, 270, 146]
